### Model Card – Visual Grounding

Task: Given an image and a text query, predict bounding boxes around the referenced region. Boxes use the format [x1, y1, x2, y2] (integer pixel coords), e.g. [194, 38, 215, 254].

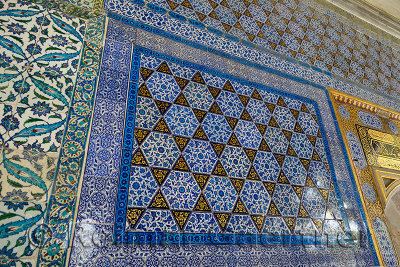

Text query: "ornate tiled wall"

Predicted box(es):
[0, 0, 86, 265]
[0, 0, 400, 266]
[330, 92, 400, 266]
[130, 0, 400, 98]
[71, 23, 376, 266]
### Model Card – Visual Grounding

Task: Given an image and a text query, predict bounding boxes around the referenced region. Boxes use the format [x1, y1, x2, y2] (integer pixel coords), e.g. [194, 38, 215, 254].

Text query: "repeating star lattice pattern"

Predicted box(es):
[125, 53, 346, 236]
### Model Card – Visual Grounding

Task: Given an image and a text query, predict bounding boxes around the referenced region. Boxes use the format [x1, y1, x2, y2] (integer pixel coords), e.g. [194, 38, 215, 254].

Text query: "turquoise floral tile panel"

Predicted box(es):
[0, 0, 90, 266]
[0, 200, 47, 265]
[0, 0, 86, 152]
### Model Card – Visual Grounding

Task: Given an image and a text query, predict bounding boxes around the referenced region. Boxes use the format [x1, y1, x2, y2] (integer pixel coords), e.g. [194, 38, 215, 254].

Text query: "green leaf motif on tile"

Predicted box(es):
[52, 24, 65, 35]
[15, 236, 26, 247]
[14, 18, 32, 24]
[3, 151, 48, 198]
[65, 45, 78, 51]
[7, 177, 23, 188]
[23, 117, 45, 126]
[12, 55, 24, 61]
[25, 206, 42, 212]
[52, 103, 64, 110]
[13, 140, 27, 145]
[0, 213, 18, 221]
[34, 90, 50, 100]
[31, 192, 45, 198]
[30, 77, 69, 106]
[49, 114, 62, 119]
[45, 47, 62, 52]
[9, 35, 23, 44]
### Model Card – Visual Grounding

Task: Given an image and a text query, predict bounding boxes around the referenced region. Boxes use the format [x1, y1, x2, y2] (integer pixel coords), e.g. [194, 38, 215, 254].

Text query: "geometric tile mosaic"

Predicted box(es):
[3, 0, 398, 264]
[117, 49, 349, 243]
[141, 0, 400, 97]
[66, 12, 390, 265]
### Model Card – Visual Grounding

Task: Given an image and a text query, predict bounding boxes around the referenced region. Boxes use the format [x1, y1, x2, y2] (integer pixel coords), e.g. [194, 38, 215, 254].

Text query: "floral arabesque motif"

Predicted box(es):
[37, 13, 106, 266]
[0, 1, 85, 152]
[0, 0, 86, 265]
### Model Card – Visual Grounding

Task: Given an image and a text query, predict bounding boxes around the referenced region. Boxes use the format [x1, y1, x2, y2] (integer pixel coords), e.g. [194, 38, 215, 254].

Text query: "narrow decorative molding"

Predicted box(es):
[331, 90, 400, 121]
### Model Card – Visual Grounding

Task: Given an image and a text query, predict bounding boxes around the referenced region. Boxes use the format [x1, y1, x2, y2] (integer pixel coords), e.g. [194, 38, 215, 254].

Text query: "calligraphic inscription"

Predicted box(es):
[357, 125, 400, 171]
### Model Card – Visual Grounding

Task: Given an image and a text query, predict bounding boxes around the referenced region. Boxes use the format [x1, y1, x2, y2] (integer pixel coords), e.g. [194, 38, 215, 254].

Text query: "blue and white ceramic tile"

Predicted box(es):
[373, 218, 399, 266]
[362, 183, 377, 203]
[4, 0, 399, 264]
[345, 131, 368, 170]
[85, 135, 122, 177]
[105, 0, 400, 113]
[102, 49, 351, 249]
[0, 1, 85, 152]
[358, 111, 383, 130]
[338, 105, 350, 120]
[76, 175, 118, 224]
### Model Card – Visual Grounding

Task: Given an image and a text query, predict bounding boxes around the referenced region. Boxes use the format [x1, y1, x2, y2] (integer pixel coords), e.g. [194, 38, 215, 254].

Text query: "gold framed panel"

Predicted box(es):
[329, 88, 400, 266]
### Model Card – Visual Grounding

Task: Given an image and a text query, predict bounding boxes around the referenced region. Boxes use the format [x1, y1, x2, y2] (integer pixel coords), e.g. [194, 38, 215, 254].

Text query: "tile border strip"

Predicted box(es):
[35, 14, 107, 267]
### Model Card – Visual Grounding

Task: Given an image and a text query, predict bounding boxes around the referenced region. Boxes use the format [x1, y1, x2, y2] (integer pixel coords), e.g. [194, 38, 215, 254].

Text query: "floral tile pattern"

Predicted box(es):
[0, 0, 88, 266]
[106, 0, 400, 100]
[35, 13, 106, 266]
[0, 0, 85, 152]
[1, 0, 399, 265]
